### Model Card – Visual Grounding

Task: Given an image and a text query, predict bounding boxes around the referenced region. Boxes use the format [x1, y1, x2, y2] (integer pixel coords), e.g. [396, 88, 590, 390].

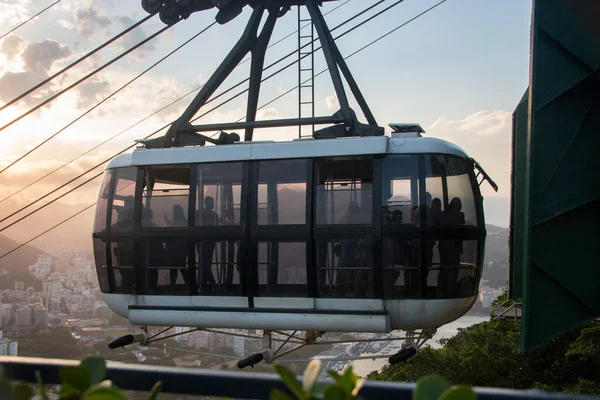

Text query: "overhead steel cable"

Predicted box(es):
[0, 84, 201, 205]
[0, 20, 175, 133]
[210, 0, 450, 138]
[0, 0, 403, 228]
[185, 0, 386, 121]
[0, 0, 376, 195]
[0, 21, 217, 175]
[0, 0, 63, 41]
[0, 13, 156, 112]
[0, 0, 449, 256]
[0, 0, 428, 230]
[0, 203, 95, 260]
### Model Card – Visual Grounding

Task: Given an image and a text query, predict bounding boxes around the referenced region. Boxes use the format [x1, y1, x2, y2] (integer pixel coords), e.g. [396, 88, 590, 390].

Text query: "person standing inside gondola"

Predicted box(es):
[196, 196, 218, 291]
[166, 204, 189, 293]
[438, 197, 465, 296]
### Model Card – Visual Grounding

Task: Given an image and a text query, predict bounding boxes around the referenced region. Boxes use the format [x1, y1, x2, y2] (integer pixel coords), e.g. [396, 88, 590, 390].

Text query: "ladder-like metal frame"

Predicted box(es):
[137, 0, 384, 149]
[297, 5, 315, 139]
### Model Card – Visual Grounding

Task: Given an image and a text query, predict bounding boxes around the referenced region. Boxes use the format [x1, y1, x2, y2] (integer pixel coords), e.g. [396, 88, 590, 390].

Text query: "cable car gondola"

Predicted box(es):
[93, 0, 497, 368]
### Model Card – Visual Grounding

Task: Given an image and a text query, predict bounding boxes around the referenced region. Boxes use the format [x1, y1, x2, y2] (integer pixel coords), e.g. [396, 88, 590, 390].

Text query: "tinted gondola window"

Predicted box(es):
[93, 238, 109, 293]
[257, 242, 307, 297]
[316, 237, 374, 298]
[110, 239, 135, 294]
[195, 162, 243, 226]
[382, 237, 420, 298]
[381, 155, 420, 226]
[109, 167, 137, 232]
[316, 157, 373, 225]
[142, 165, 191, 229]
[257, 159, 308, 225]
[424, 155, 478, 227]
[141, 237, 191, 295]
[427, 239, 478, 298]
[195, 240, 242, 295]
[94, 170, 113, 233]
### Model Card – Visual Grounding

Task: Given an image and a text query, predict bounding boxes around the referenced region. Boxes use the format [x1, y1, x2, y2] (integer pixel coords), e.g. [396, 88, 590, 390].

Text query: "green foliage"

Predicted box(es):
[272, 359, 365, 400]
[369, 320, 600, 396]
[0, 356, 162, 400]
[490, 287, 520, 308]
[272, 359, 476, 400]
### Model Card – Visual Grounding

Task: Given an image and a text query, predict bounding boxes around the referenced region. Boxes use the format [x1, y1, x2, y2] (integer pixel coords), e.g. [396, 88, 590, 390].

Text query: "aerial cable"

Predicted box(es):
[0, 20, 175, 133]
[0, 0, 422, 232]
[186, 0, 386, 121]
[0, 0, 63, 41]
[0, 0, 448, 251]
[0, 0, 372, 195]
[0, 179, 134, 259]
[0, 203, 95, 260]
[209, 0, 449, 135]
[0, 84, 201, 205]
[0, 22, 217, 175]
[0, 0, 401, 225]
[0, 170, 102, 234]
[0, 13, 156, 112]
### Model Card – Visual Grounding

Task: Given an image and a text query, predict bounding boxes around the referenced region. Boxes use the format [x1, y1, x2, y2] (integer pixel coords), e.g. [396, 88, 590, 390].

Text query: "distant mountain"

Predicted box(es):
[0, 234, 44, 291]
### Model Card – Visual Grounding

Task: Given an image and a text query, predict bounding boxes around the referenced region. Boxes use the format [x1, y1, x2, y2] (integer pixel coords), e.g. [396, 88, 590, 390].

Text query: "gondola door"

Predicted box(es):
[247, 159, 312, 307]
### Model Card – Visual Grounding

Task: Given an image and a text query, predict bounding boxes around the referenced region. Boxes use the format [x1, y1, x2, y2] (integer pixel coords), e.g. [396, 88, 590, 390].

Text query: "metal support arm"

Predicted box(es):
[140, 0, 384, 149]
[163, 5, 267, 147]
[245, 9, 279, 141]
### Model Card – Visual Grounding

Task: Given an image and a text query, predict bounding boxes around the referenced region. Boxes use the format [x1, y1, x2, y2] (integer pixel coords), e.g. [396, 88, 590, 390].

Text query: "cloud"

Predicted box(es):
[114, 16, 155, 61]
[0, 36, 72, 107]
[426, 110, 512, 197]
[0, 71, 42, 105]
[0, 2, 30, 31]
[57, 5, 112, 40]
[256, 108, 279, 120]
[21, 39, 71, 75]
[325, 93, 339, 110]
[75, 77, 110, 110]
[0, 35, 26, 60]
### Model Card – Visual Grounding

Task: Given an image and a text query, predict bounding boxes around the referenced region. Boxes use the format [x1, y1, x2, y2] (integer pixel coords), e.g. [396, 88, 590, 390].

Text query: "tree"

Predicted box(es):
[369, 320, 600, 395]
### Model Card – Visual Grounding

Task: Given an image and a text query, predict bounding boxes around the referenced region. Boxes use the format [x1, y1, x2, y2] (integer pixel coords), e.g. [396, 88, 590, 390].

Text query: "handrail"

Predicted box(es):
[1, 356, 597, 400]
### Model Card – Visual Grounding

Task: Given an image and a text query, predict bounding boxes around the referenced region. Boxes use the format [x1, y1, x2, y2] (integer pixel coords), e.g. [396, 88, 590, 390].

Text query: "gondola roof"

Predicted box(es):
[106, 135, 469, 169]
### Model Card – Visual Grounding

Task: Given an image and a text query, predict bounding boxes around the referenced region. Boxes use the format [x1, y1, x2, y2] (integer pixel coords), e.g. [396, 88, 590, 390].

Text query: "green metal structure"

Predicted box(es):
[510, 0, 600, 350]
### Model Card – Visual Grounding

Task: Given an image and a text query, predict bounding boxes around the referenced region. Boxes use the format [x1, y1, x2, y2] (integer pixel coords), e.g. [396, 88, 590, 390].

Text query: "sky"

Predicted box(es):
[0, 0, 532, 251]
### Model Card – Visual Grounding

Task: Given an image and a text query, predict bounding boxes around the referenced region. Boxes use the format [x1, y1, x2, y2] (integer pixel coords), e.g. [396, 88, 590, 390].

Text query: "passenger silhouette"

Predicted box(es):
[413, 192, 432, 224]
[111, 212, 134, 293]
[166, 204, 189, 292]
[196, 196, 218, 291]
[142, 208, 162, 294]
[437, 197, 465, 297]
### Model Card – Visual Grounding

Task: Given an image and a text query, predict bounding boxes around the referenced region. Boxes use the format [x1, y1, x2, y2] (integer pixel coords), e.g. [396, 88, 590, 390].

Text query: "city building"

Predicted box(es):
[33, 306, 49, 327]
[0, 331, 18, 356]
[15, 306, 32, 327]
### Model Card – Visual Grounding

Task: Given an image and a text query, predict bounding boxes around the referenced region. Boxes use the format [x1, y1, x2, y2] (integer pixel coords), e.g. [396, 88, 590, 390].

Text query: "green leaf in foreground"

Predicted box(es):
[270, 388, 296, 400]
[81, 357, 107, 385]
[438, 385, 478, 400]
[414, 375, 452, 400]
[274, 364, 305, 399]
[60, 366, 92, 393]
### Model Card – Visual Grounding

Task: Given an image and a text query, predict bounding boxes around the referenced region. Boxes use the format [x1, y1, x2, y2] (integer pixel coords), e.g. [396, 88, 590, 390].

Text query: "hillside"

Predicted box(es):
[482, 224, 509, 288]
[0, 234, 44, 291]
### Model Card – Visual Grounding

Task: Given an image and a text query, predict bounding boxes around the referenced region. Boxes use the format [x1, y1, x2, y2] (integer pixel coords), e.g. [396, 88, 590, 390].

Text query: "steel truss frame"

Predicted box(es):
[138, 0, 383, 149]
